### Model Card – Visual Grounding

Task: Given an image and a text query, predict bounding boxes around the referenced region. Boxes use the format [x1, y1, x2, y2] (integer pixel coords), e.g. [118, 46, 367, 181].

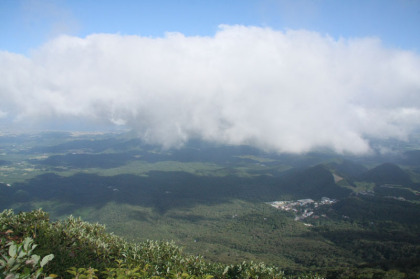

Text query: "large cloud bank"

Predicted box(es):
[1, 25, 420, 154]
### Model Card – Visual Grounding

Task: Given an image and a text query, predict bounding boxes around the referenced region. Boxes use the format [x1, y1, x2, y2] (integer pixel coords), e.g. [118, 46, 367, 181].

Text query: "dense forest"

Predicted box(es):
[1, 132, 420, 278]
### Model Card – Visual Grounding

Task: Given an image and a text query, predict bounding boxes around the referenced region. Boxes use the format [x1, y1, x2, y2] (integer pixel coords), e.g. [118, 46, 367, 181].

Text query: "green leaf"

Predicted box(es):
[40, 254, 54, 267]
[23, 237, 32, 251]
[18, 249, 27, 259]
[31, 254, 41, 266]
[7, 256, 16, 267]
[35, 269, 43, 278]
[67, 267, 77, 275]
[10, 263, 21, 272]
[8, 243, 17, 258]
[1, 253, 9, 262]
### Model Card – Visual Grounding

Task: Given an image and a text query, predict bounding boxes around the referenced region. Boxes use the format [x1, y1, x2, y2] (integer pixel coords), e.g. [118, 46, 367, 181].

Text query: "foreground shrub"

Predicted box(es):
[0, 237, 54, 279]
[0, 209, 124, 276]
[1, 209, 324, 279]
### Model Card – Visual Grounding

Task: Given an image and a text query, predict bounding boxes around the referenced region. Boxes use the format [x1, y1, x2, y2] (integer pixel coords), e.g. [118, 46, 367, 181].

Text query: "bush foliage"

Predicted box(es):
[1, 209, 324, 279]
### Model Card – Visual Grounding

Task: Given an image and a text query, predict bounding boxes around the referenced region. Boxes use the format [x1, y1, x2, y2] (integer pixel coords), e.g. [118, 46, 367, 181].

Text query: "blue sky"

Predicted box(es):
[1, 0, 420, 54]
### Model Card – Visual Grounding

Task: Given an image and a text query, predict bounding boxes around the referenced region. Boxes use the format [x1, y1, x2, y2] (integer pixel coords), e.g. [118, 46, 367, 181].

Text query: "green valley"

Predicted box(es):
[1, 131, 420, 278]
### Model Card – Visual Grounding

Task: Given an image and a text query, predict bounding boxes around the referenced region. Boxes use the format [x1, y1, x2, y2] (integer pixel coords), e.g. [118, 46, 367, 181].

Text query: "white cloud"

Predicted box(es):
[1, 25, 419, 154]
[0, 110, 7, 119]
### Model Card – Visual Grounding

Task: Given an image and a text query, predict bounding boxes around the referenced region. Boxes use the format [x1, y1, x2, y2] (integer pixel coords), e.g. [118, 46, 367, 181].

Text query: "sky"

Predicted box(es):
[0, 0, 420, 154]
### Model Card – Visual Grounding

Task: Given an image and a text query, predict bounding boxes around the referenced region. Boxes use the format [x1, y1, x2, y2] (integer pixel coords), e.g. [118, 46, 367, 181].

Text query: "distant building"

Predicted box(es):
[297, 199, 314, 205]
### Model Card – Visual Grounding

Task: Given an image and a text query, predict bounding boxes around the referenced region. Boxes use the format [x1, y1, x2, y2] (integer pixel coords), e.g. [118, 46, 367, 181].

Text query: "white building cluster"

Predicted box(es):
[268, 197, 337, 221]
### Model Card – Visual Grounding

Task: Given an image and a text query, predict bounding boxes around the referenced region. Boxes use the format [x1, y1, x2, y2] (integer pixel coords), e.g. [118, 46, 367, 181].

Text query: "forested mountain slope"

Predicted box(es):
[1, 132, 420, 278]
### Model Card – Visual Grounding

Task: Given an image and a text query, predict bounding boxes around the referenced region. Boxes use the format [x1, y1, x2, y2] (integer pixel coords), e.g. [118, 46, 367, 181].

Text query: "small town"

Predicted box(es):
[268, 197, 337, 221]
